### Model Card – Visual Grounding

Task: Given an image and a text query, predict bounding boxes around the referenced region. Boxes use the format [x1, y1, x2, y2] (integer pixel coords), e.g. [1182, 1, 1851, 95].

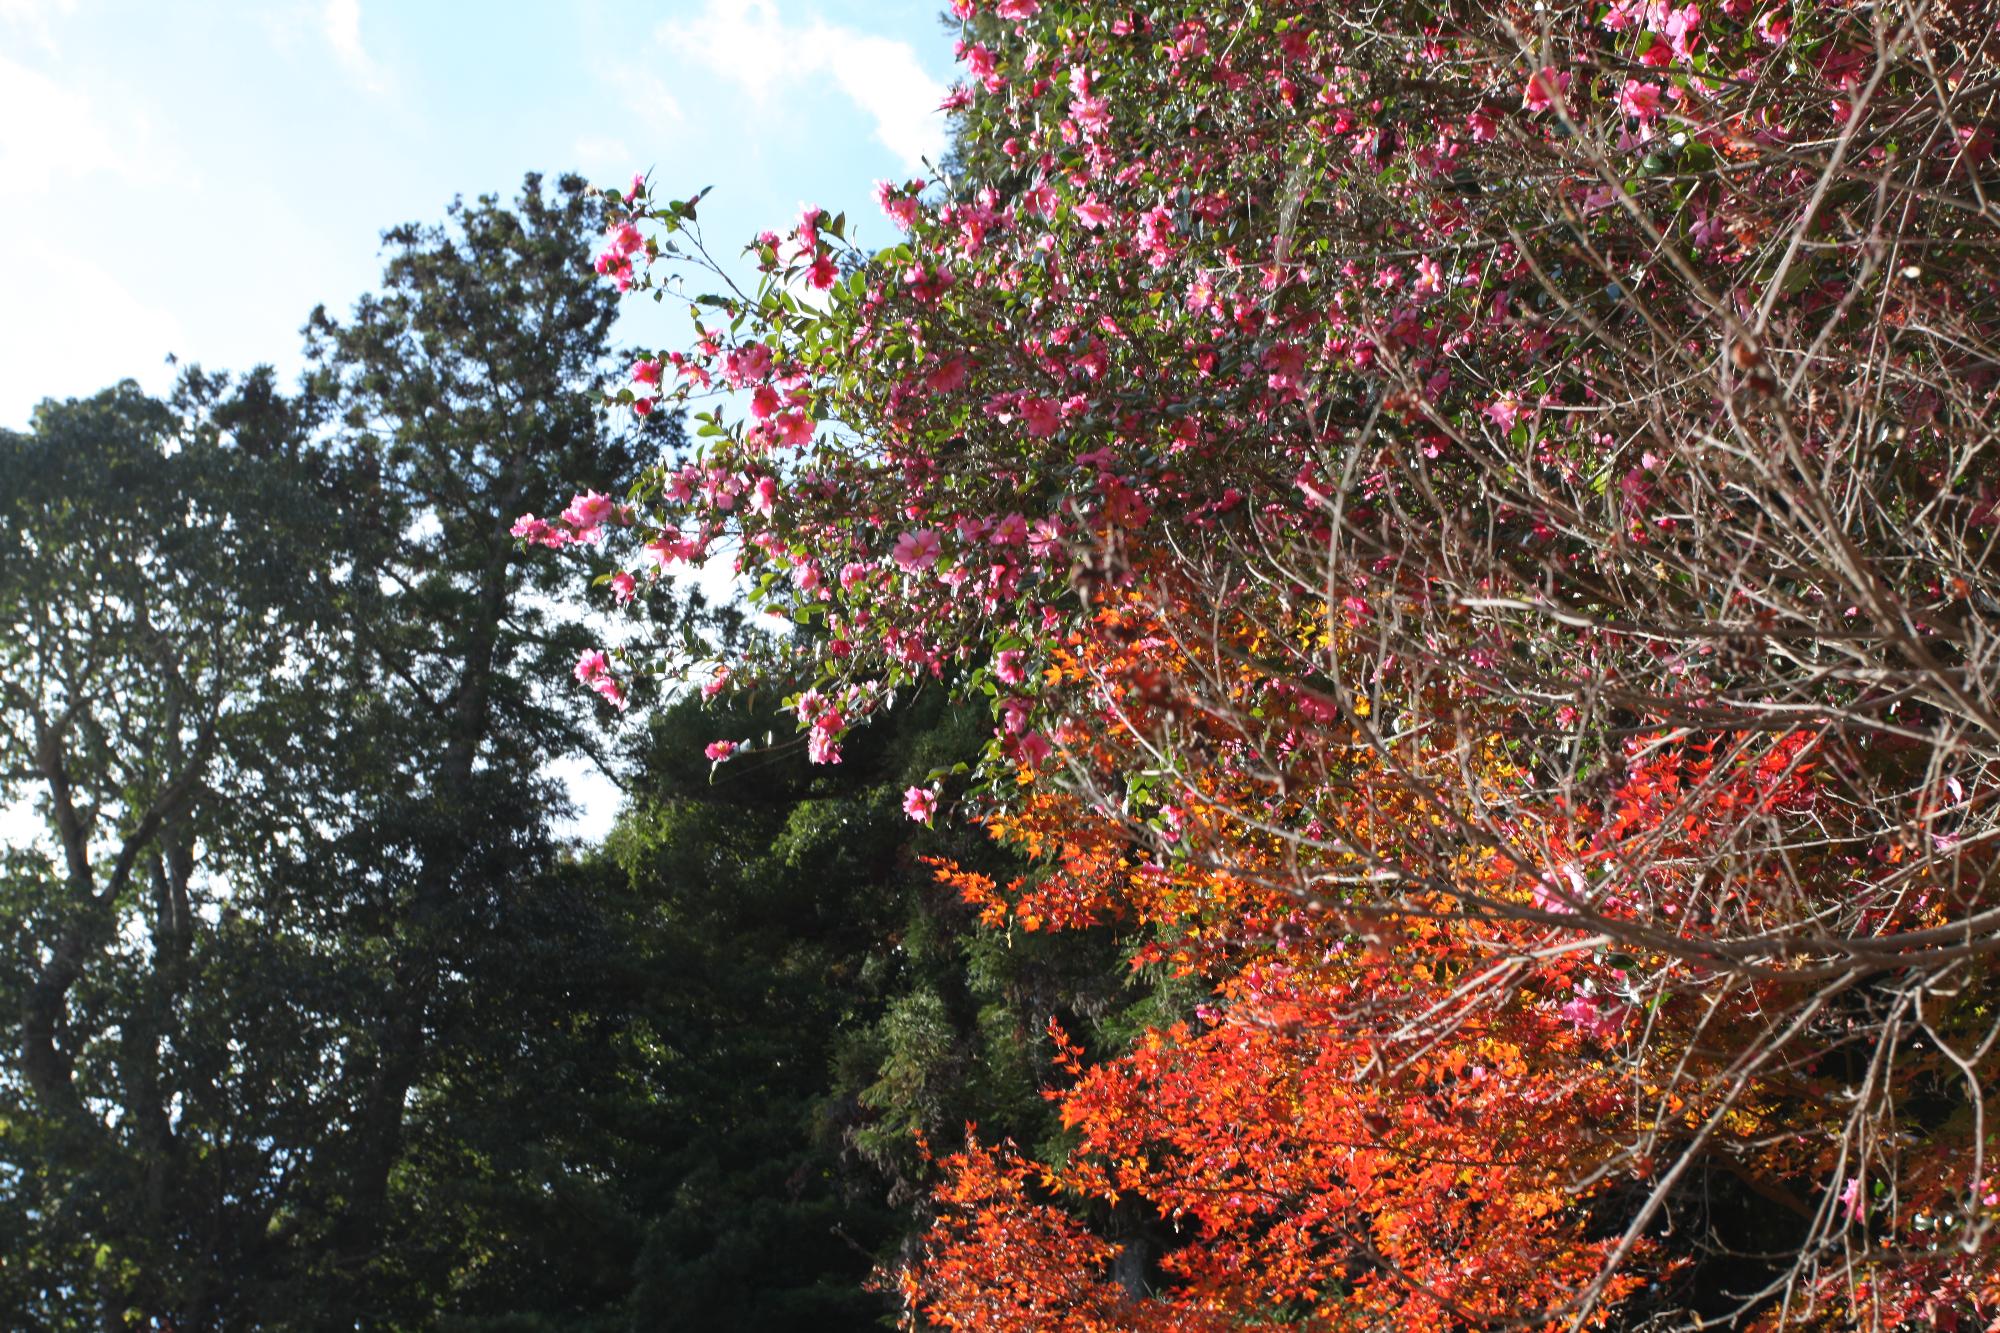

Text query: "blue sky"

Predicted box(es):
[0, 0, 959, 840]
[0, 0, 957, 428]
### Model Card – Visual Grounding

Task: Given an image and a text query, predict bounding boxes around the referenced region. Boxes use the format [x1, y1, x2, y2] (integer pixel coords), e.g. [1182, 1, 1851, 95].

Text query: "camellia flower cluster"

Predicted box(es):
[550, 0, 2000, 1326]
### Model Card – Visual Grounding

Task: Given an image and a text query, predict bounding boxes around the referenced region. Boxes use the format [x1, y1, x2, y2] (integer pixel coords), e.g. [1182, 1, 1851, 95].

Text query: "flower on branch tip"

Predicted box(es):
[903, 785, 939, 823]
[705, 739, 739, 762]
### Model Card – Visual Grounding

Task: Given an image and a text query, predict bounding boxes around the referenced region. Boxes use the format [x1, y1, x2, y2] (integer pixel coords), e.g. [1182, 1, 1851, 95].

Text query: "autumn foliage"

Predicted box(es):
[557, 0, 2000, 1324]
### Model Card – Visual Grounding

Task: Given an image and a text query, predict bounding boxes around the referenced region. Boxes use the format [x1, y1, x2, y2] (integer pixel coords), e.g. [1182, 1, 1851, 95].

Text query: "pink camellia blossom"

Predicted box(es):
[990, 513, 1030, 546]
[1262, 341, 1307, 389]
[893, 528, 943, 572]
[1531, 864, 1589, 915]
[1070, 93, 1111, 136]
[808, 252, 839, 289]
[1013, 731, 1054, 766]
[590, 673, 628, 711]
[807, 729, 843, 765]
[903, 785, 939, 822]
[1522, 66, 1570, 114]
[699, 668, 732, 701]
[999, 696, 1032, 734]
[574, 649, 628, 711]
[749, 475, 779, 517]
[563, 490, 621, 534]
[1617, 79, 1664, 122]
[1073, 196, 1113, 229]
[876, 179, 922, 230]
[1484, 396, 1524, 431]
[511, 514, 566, 548]
[995, 0, 1038, 18]
[925, 356, 970, 394]
[1560, 992, 1626, 1042]
[632, 358, 663, 386]
[609, 571, 638, 605]
[775, 411, 815, 447]
[633, 397, 657, 419]
[704, 739, 739, 762]
[1019, 396, 1062, 437]
[722, 341, 774, 387]
[1028, 518, 1066, 559]
[994, 650, 1027, 685]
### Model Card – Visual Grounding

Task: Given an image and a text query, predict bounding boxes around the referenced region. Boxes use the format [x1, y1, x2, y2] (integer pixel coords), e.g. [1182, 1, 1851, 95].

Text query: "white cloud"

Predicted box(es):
[0, 234, 184, 427]
[321, 0, 386, 92]
[606, 64, 684, 136]
[0, 51, 158, 196]
[0, 0, 75, 53]
[659, 0, 946, 173]
[574, 134, 638, 173]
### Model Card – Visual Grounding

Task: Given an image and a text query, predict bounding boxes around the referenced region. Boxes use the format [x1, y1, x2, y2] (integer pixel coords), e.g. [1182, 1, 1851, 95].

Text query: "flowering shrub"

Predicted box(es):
[553, 0, 2000, 1324]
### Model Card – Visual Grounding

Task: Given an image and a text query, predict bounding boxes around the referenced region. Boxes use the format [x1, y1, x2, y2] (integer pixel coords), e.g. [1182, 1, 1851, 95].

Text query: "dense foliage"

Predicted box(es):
[575, 0, 2000, 1326]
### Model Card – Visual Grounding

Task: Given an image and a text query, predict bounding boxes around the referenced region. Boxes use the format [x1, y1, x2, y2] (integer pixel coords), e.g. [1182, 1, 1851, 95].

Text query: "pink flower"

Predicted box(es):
[1531, 864, 1588, 914]
[994, 650, 1027, 685]
[1262, 341, 1307, 389]
[876, 179, 922, 230]
[807, 729, 843, 765]
[893, 528, 943, 572]
[1019, 396, 1062, 438]
[574, 649, 611, 685]
[1000, 696, 1032, 734]
[1522, 66, 1570, 114]
[990, 513, 1029, 546]
[774, 410, 815, 447]
[1755, 9, 1790, 43]
[995, 0, 1038, 18]
[903, 785, 939, 822]
[1838, 1178, 1864, 1221]
[575, 649, 628, 711]
[610, 571, 638, 605]
[705, 739, 739, 762]
[700, 668, 731, 701]
[1561, 993, 1626, 1042]
[1617, 79, 1664, 122]
[1484, 396, 1524, 432]
[808, 252, 838, 289]
[1013, 731, 1054, 766]
[632, 358, 663, 386]
[590, 673, 628, 711]
[511, 514, 566, 548]
[633, 396, 657, 418]
[563, 490, 621, 536]
[925, 356, 970, 393]
[749, 475, 779, 517]
[722, 341, 774, 387]
[1070, 93, 1111, 136]
[1073, 196, 1112, 229]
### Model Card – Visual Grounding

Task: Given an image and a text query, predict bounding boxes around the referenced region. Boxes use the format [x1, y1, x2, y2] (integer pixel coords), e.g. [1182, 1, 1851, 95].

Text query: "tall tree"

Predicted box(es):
[0, 374, 360, 1322]
[0, 173, 663, 1328]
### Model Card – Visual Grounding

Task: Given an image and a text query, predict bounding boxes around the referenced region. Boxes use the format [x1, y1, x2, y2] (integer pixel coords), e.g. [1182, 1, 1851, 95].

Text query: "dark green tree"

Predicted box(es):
[0, 375, 362, 1322]
[0, 173, 668, 1328]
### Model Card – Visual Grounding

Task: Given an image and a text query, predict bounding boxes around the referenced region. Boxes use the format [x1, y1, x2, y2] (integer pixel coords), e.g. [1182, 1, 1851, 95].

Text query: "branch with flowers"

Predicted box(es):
[539, 0, 2000, 1325]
